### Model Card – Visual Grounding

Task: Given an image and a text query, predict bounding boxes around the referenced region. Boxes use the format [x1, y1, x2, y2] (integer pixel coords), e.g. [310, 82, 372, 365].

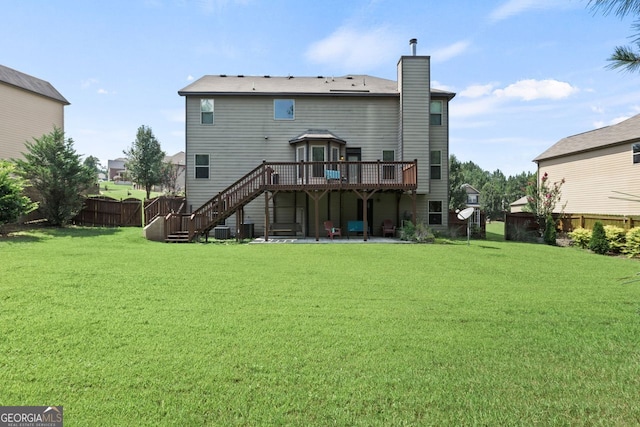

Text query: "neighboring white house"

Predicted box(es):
[0, 64, 69, 160]
[461, 183, 482, 226]
[534, 114, 640, 216]
[177, 39, 455, 239]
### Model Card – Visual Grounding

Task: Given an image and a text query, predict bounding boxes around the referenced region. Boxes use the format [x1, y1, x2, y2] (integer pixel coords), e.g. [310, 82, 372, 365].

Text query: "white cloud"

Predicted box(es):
[186, 75, 194, 81]
[431, 40, 470, 63]
[97, 88, 109, 95]
[488, 0, 574, 24]
[610, 116, 630, 125]
[450, 96, 502, 118]
[305, 26, 401, 70]
[460, 83, 495, 98]
[493, 79, 578, 101]
[81, 78, 99, 89]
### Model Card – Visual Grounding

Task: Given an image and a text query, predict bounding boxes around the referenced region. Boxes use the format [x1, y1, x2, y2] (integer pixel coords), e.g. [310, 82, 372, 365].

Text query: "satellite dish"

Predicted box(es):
[457, 207, 474, 221]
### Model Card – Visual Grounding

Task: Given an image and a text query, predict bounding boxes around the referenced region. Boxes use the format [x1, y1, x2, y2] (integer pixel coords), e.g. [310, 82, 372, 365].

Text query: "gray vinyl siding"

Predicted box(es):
[185, 94, 399, 211]
[538, 143, 640, 216]
[0, 83, 65, 160]
[398, 56, 430, 193]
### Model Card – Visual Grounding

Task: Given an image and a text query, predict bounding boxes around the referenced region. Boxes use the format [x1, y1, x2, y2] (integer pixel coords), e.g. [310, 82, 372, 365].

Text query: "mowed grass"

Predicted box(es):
[1, 225, 640, 425]
[98, 181, 161, 201]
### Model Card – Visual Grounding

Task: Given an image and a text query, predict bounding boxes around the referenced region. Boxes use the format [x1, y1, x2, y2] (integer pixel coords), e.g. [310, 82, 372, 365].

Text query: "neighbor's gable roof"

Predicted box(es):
[534, 114, 640, 162]
[165, 151, 185, 165]
[179, 74, 455, 99]
[0, 64, 69, 105]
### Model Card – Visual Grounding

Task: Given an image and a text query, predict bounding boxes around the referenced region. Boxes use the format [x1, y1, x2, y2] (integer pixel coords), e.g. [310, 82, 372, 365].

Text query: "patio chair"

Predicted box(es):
[381, 219, 396, 237]
[324, 220, 342, 240]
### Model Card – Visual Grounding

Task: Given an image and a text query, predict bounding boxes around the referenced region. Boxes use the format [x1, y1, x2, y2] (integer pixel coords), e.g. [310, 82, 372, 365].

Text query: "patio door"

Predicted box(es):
[311, 145, 325, 178]
[346, 147, 361, 183]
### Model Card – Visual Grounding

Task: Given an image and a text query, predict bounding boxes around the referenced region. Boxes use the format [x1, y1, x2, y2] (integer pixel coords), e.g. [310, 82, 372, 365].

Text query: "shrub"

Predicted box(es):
[14, 128, 94, 226]
[569, 227, 591, 249]
[0, 160, 37, 232]
[589, 221, 610, 255]
[604, 225, 626, 254]
[624, 227, 640, 258]
[543, 215, 556, 245]
[400, 221, 435, 243]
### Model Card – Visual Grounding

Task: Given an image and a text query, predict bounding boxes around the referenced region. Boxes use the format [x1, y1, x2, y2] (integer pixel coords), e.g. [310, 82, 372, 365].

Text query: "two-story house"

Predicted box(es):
[174, 39, 455, 241]
[0, 64, 69, 160]
[534, 113, 640, 216]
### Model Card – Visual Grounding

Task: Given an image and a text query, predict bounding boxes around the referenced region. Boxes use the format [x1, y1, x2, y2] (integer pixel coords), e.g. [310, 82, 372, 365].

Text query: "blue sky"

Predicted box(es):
[3, 0, 640, 176]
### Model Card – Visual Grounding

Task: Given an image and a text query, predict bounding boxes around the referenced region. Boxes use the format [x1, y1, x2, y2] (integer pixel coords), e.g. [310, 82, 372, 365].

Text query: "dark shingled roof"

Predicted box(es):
[179, 74, 455, 99]
[0, 64, 69, 105]
[534, 114, 640, 162]
[289, 129, 346, 145]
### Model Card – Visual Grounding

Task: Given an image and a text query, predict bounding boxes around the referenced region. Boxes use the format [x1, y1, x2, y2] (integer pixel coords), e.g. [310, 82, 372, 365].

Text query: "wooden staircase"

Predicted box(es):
[164, 163, 269, 242]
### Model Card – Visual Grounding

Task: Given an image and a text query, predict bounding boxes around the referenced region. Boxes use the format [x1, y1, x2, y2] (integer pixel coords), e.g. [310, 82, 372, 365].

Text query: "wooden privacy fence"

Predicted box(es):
[72, 197, 142, 227]
[505, 211, 640, 241]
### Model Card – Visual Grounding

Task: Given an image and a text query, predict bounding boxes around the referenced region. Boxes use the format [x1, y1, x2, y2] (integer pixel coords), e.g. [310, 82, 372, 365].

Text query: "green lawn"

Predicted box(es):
[1, 226, 639, 425]
[97, 181, 161, 201]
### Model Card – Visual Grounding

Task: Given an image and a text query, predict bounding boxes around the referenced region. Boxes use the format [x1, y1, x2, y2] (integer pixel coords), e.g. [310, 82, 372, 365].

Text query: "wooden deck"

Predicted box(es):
[164, 160, 418, 242]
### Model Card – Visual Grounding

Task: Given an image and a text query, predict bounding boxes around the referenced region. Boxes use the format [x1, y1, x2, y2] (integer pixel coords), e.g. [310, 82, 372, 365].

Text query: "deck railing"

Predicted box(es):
[264, 160, 417, 190]
[145, 196, 186, 226]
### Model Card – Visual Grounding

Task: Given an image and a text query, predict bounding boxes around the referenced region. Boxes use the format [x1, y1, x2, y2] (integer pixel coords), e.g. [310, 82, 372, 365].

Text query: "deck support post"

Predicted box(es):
[264, 191, 270, 242]
[352, 189, 378, 241]
[304, 189, 329, 241]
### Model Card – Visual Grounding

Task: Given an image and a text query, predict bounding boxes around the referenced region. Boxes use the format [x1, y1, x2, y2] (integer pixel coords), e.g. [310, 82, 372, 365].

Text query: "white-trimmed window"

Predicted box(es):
[428, 201, 443, 225]
[200, 99, 214, 124]
[195, 154, 210, 179]
[633, 143, 640, 164]
[430, 150, 441, 180]
[430, 100, 442, 126]
[382, 150, 395, 179]
[274, 99, 295, 120]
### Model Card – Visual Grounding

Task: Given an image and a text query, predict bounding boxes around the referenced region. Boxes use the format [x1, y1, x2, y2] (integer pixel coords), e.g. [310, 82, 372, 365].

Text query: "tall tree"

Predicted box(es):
[480, 170, 507, 220]
[523, 172, 566, 235]
[14, 127, 95, 226]
[124, 125, 166, 200]
[83, 155, 102, 185]
[589, 0, 640, 72]
[448, 154, 467, 210]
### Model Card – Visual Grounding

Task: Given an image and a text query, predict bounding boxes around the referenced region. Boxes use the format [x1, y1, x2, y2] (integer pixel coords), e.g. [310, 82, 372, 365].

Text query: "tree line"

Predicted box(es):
[449, 154, 536, 221]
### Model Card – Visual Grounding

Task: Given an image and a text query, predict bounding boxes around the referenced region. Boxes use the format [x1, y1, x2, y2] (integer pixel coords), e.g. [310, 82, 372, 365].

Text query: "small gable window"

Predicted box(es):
[430, 150, 441, 180]
[430, 100, 442, 126]
[633, 143, 640, 164]
[195, 154, 210, 179]
[201, 99, 214, 124]
[428, 201, 443, 225]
